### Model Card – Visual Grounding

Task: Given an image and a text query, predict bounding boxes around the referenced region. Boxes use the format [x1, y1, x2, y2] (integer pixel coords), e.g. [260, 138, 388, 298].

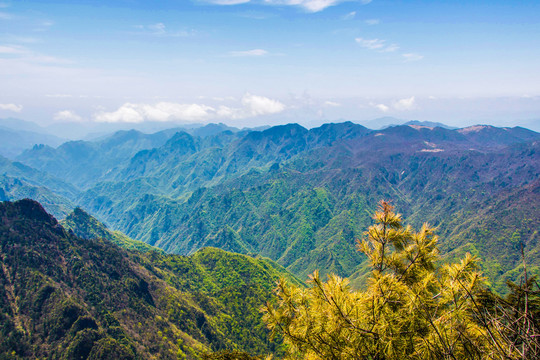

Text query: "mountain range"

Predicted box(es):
[1, 120, 539, 295]
[0, 118, 66, 159]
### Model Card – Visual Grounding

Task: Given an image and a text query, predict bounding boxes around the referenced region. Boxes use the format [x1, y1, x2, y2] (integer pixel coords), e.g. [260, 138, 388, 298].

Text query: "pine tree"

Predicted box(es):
[263, 200, 509, 360]
[476, 268, 540, 359]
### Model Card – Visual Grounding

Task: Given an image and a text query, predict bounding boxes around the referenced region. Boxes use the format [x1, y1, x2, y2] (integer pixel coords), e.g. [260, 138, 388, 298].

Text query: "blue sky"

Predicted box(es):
[1, 0, 539, 130]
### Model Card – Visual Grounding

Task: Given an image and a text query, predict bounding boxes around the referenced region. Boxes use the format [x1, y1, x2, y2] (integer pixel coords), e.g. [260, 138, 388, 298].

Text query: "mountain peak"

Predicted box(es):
[69, 206, 100, 224]
[458, 125, 494, 134]
[0, 198, 58, 226]
[404, 120, 456, 129]
[191, 123, 239, 138]
[308, 121, 370, 145]
[262, 123, 308, 137]
[408, 124, 434, 130]
[165, 131, 194, 144]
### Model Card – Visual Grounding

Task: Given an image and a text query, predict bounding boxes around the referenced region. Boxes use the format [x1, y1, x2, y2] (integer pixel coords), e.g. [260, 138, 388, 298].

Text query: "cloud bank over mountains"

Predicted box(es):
[371, 96, 416, 113]
[0, 103, 23, 112]
[93, 93, 286, 123]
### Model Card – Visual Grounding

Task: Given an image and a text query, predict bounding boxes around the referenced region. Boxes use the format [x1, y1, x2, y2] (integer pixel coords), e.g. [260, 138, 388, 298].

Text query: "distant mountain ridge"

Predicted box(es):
[403, 120, 457, 129]
[0, 118, 66, 158]
[0, 117, 50, 133]
[2, 121, 539, 294]
[17, 121, 535, 193]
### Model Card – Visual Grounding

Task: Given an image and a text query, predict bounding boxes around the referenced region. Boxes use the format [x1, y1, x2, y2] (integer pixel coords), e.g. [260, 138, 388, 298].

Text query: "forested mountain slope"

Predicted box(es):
[3, 122, 539, 292]
[0, 199, 297, 359]
[16, 129, 176, 189]
[74, 123, 539, 290]
[61, 207, 161, 253]
[0, 174, 73, 219]
[15, 123, 242, 190]
[0, 155, 79, 200]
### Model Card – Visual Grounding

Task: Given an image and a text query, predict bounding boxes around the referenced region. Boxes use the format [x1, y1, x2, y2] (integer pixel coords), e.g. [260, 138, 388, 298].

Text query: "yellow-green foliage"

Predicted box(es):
[263, 201, 513, 360]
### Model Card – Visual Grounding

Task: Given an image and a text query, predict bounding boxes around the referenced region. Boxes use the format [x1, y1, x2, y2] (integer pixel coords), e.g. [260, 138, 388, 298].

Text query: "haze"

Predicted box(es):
[1, 0, 539, 131]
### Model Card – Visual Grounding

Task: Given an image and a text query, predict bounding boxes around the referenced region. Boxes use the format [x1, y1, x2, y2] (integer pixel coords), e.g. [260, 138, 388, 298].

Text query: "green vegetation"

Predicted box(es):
[263, 201, 540, 359]
[4, 122, 539, 293]
[0, 174, 73, 218]
[69, 124, 538, 292]
[201, 350, 265, 359]
[1, 196, 538, 359]
[0, 199, 300, 359]
[61, 207, 160, 253]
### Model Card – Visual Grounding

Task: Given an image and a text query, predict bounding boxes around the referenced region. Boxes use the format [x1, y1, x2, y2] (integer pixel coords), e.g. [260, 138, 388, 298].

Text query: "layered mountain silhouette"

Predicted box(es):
[2, 121, 539, 293]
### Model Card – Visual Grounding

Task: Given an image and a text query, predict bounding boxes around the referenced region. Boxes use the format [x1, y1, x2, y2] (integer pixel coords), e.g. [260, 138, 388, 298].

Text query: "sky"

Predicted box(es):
[1, 0, 540, 131]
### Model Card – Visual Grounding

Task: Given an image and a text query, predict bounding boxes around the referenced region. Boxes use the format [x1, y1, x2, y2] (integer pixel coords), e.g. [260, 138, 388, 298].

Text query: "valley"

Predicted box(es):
[1, 121, 538, 294]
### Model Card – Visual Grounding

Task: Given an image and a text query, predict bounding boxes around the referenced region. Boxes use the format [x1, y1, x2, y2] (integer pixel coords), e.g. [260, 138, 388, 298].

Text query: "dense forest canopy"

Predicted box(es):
[1, 198, 538, 359]
[0, 199, 297, 359]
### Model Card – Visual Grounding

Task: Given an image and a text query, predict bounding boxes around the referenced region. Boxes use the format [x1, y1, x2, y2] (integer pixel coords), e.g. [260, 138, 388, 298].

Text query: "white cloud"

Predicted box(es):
[370, 97, 416, 112]
[216, 105, 242, 119]
[0, 103, 23, 112]
[205, 0, 350, 12]
[280, 0, 372, 12]
[393, 96, 416, 111]
[355, 37, 386, 50]
[46, 94, 74, 98]
[29, 55, 73, 64]
[54, 110, 83, 122]
[95, 102, 215, 123]
[324, 101, 341, 107]
[343, 11, 356, 20]
[381, 44, 399, 52]
[4, 36, 39, 44]
[228, 49, 268, 57]
[262, 0, 341, 13]
[375, 103, 389, 112]
[0, 3, 14, 19]
[301, 0, 340, 12]
[94, 94, 285, 123]
[95, 104, 145, 123]
[33, 21, 54, 32]
[136, 23, 194, 37]
[149, 22, 166, 34]
[242, 93, 286, 116]
[0, 43, 72, 65]
[355, 37, 400, 53]
[364, 18, 379, 25]
[402, 53, 424, 61]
